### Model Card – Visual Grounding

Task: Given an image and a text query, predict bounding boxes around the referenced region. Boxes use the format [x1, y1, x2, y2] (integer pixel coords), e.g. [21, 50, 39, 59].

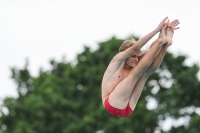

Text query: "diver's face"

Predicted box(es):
[125, 53, 139, 67]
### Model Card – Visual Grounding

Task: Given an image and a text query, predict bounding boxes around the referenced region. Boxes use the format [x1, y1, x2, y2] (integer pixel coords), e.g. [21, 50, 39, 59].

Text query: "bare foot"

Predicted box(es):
[158, 24, 168, 45]
[166, 27, 174, 45]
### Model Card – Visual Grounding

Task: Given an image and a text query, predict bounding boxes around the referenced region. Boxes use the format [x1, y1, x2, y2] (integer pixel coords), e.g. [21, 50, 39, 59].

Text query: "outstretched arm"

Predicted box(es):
[139, 19, 180, 59]
[139, 19, 180, 64]
[113, 17, 168, 62]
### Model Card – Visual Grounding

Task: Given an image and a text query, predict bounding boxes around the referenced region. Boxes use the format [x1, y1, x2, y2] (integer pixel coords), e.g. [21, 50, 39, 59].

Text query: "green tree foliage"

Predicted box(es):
[0, 36, 200, 133]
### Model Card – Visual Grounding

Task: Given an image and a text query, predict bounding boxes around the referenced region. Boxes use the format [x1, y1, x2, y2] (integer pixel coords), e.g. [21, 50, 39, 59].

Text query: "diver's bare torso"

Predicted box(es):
[101, 59, 132, 104]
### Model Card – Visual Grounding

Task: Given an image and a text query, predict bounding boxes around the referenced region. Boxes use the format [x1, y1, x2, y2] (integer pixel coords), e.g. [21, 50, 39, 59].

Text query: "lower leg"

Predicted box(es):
[131, 25, 168, 77]
[144, 26, 174, 77]
[129, 27, 174, 110]
[131, 38, 164, 77]
[128, 49, 167, 110]
[124, 40, 166, 110]
[144, 44, 168, 77]
[128, 45, 167, 110]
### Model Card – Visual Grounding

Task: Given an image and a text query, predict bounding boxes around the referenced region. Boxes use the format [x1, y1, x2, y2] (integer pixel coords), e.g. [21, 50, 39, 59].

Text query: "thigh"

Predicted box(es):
[108, 74, 139, 109]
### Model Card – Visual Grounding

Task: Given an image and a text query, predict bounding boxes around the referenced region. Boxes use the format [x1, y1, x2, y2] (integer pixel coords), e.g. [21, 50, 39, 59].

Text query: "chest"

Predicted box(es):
[116, 70, 130, 81]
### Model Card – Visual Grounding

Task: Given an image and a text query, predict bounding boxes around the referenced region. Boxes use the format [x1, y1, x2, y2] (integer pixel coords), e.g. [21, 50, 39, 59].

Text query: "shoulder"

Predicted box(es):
[105, 56, 125, 76]
[112, 52, 126, 63]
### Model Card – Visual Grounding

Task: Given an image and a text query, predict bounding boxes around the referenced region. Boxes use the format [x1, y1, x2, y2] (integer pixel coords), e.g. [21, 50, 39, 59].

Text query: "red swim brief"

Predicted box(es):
[104, 96, 133, 117]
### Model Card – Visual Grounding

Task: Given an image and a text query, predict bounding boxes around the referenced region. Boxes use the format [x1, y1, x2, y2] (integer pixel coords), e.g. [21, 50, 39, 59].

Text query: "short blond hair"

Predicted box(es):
[119, 38, 142, 55]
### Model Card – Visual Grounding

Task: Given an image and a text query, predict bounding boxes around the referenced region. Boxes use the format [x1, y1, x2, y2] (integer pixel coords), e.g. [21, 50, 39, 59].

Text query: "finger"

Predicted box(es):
[171, 21, 180, 27]
[171, 22, 180, 28]
[170, 20, 177, 24]
[171, 19, 179, 23]
[170, 19, 179, 25]
[163, 23, 168, 27]
[164, 16, 168, 20]
[172, 20, 179, 25]
[169, 20, 175, 25]
[174, 27, 180, 30]
[168, 21, 173, 27]
[168, 25, 175, 29]
[162, 17, 168, 23]
[174, 22, 180, 27]
[163, 23, 168, 29]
